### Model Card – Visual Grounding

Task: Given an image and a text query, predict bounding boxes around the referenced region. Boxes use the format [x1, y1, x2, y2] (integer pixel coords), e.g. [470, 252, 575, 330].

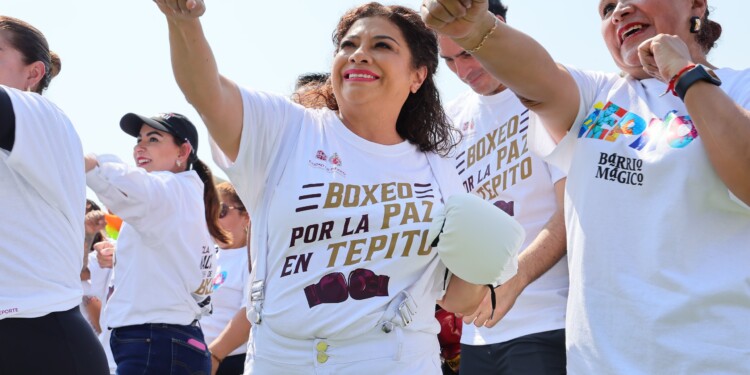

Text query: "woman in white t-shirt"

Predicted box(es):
[0, 15, 109, 375]
[204, 182, 251, 375]
[149, 1, 515, 373]
[84, 112, 230, 374]
[424, 1, 750, 373]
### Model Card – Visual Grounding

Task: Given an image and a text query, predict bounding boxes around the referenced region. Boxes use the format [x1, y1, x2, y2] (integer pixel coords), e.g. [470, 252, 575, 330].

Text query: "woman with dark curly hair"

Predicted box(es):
[151, 1, 514, 373]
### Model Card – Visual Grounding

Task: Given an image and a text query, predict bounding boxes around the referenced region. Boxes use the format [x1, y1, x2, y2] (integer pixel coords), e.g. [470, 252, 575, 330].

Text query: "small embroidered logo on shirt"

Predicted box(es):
[461, 120, 476, 133]
[309, 150, 346, 177]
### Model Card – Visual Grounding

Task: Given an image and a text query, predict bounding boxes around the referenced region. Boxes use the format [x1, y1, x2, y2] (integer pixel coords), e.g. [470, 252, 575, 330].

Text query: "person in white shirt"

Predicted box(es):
[437, 1, 568, 373]
[0, 15, 109, 375]
[423, 0, 750, 373]
[204, 182, 251, 375]
[150, 1, 526, 373]
[85, 112, 230, 374]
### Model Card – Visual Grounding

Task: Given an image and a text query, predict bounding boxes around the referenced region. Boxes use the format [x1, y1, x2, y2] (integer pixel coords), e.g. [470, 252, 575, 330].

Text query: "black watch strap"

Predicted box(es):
[674, 65, 721, 101]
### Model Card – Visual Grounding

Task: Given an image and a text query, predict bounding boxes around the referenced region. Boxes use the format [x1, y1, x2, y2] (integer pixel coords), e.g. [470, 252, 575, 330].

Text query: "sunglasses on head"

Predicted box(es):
[219, 202, 245, 219]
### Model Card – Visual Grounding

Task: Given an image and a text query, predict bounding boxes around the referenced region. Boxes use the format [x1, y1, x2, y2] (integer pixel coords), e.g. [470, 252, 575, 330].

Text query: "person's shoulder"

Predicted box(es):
[1, 84, 63, 114]
[715, 67, 750, 102]
[715, 67, 750, 82]
[446, 90, 478, 111]
[560, 65, 621, 85]
[445, 90, 481, 123]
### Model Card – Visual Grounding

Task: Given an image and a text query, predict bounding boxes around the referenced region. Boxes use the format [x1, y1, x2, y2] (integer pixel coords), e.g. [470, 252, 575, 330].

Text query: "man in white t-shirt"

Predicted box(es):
[438, 1, 568, 373]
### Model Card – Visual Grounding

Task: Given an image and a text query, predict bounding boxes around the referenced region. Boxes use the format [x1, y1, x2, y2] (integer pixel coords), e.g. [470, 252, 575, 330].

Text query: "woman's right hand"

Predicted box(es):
[421, 0, 490, 41]
[94, 240, 115, 269]
[153, 0, 205, 19]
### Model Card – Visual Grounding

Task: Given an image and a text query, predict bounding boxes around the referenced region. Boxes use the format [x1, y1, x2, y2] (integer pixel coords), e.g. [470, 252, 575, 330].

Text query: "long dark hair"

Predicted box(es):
[0, 16, 60, 93]
[298, 2, 457, 156]
[173, 137, 231, 245]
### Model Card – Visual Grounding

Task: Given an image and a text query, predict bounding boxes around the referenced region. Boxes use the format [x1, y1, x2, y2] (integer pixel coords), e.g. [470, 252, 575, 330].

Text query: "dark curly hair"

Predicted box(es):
[298, 2, 457, 156]
[695, 7, 722, 54]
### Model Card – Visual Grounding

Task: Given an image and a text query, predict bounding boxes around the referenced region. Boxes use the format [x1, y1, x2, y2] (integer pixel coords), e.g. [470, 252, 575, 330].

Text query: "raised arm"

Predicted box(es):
[154, 0, 243, 160]
[422, 0, 579, 140]
[639, 35, 750, 206]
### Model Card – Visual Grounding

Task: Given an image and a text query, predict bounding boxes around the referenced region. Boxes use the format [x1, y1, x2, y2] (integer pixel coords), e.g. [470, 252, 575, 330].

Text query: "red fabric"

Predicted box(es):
[436, 307, 461, 372]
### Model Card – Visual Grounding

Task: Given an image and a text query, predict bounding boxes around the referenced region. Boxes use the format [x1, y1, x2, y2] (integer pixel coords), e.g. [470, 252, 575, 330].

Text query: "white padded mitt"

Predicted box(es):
[427, 193, 524, 285]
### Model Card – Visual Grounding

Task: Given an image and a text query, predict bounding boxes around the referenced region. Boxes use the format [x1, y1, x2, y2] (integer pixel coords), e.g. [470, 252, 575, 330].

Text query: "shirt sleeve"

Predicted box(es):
[716, 68, 750, 210]
[211, 87, 306, 216]
[547, 162, 566, 184]
[528, 66, 619, 175]
[0, 86, 15, 152]
[86, 154, 202, 234]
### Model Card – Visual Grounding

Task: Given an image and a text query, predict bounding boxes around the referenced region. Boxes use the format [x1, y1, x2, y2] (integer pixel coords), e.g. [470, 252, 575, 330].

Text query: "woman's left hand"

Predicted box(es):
[85, 210, 106, 235]
[638, 34, 693, 82]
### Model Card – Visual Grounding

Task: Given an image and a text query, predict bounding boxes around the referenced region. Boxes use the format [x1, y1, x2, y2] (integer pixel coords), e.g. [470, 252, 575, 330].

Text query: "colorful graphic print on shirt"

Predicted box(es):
[212, 268, 228, 291]
[577, 101, 699, 187]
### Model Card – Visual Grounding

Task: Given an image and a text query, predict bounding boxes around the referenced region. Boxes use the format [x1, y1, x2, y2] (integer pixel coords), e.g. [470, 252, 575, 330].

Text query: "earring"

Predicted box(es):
[690, 16, 702, 33]
[176, 159, 182, 167]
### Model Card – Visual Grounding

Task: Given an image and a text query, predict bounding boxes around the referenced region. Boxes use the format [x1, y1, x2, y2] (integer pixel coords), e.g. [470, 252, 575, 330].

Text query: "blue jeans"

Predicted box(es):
[111, 322, 210, 375]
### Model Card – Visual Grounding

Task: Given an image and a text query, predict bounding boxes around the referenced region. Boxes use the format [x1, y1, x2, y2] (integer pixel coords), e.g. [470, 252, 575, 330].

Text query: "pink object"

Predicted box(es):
[187, 338, 206, 351]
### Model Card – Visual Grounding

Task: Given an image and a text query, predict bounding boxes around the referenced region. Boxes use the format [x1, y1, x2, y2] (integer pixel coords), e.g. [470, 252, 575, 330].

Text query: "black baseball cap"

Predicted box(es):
[120, 112, 199, 161]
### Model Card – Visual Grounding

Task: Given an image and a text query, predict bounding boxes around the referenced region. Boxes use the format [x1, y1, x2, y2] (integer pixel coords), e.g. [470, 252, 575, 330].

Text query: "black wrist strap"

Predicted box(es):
[674, 65, 722, 101]
[487, 284, 497, 320]
[0, 86, 16, 152]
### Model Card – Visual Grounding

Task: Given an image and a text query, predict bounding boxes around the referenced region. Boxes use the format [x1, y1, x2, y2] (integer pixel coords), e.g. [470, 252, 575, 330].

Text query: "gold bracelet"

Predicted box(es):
[466, 17, 498, 54]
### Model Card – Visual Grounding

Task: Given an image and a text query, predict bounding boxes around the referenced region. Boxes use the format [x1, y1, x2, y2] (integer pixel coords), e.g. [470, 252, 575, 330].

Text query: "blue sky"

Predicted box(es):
[5, 0, 748, 188]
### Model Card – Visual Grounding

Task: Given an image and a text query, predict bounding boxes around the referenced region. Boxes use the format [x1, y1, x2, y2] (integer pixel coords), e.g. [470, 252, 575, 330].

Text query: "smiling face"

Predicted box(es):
[599, 0, 704, 78]
[439, 34, 504, 96]
[132, 124, 183, 173]
[331, 16, 426, 113]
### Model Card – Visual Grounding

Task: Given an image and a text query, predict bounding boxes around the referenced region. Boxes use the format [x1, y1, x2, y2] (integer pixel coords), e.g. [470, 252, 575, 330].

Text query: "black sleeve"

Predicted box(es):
[0, 86, 16, 152]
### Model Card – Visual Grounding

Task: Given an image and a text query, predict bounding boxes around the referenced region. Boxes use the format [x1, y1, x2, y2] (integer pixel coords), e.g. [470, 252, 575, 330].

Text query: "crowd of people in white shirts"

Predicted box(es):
[2, 0, 750, 374]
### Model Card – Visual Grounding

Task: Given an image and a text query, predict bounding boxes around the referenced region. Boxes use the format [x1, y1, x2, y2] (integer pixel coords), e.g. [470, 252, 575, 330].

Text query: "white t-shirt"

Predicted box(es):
[531, 67, 750, 374]
[201, 246, 250, 356]
[447, 89, 568, 345]
[0, 86, 85, 319]
[87, 158, 216, 328]
[88, 250, 114, 305]
[212, 88, 461, 341]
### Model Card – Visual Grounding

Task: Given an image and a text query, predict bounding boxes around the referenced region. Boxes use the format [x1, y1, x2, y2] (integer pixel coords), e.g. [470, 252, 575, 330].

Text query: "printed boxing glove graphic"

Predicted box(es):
[304, 269, 390, 308]
[304, 272, 349, 308]
[348, 268, 389, 300]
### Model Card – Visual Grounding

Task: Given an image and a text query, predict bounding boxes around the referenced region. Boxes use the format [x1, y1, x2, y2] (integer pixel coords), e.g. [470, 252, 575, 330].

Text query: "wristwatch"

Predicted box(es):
[674, 64, 721, 101]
